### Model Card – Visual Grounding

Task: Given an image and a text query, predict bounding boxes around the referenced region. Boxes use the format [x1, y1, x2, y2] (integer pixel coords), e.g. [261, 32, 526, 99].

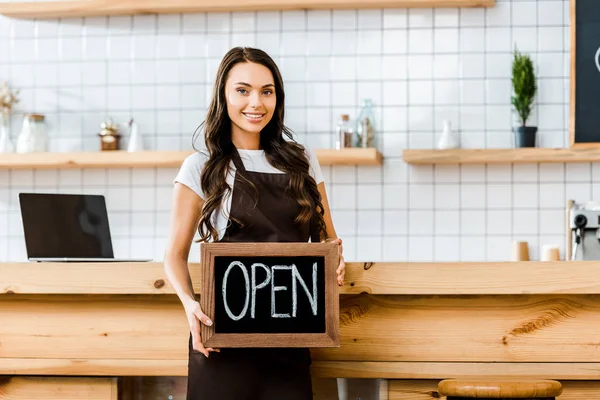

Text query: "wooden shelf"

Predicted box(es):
[0, 150, 190, 170]
[316, 147, 383, 166]
[403, 147, 600, 165]
[0, 0, 495, 19]
[0, 148, 382, 169]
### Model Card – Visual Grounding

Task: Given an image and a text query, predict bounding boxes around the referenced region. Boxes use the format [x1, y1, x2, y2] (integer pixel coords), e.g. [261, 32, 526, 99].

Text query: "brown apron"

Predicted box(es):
[186, 148, 318, 400]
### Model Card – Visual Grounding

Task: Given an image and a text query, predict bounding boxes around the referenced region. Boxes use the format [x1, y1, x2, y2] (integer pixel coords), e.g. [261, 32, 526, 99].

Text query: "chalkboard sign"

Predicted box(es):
[200, 242, 340, 348]
[570, 0, 600, 146]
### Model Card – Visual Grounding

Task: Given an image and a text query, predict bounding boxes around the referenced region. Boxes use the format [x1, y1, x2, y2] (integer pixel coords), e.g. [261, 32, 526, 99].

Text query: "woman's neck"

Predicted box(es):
[231, 127, 261, 150]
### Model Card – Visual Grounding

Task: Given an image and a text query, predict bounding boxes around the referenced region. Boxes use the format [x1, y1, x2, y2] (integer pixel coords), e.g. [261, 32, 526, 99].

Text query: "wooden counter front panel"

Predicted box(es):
[316, 293, 600, 362]
[3, 294, 600, 365]
[0, 377, 117, 400]
[0, 295, 187, 360]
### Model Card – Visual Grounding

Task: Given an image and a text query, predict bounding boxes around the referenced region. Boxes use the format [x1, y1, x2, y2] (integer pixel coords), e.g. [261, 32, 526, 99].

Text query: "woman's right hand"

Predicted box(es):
[185, 300, 220, 358]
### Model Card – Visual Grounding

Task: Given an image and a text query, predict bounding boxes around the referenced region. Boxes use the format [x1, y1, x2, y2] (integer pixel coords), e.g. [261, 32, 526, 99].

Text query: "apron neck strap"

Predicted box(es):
[230, 147, 248, 173]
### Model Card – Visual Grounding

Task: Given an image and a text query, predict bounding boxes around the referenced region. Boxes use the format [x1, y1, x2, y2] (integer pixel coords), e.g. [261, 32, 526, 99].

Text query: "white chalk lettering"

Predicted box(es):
[292, 262, 318, 317]
[271, 265, 292, 318]
[251, 263, 271, 318]
[222, 261, 250, 321]
[221, 261, 319, 320]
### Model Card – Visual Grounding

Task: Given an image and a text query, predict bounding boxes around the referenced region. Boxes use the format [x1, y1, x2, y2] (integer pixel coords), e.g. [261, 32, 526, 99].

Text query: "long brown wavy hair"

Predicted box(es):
[192, 47, 326, 243]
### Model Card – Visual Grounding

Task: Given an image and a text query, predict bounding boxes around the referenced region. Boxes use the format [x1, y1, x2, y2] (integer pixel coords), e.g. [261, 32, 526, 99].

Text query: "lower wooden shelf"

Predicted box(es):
[403, 147, 600, 165]
[0, 148, 382, 169]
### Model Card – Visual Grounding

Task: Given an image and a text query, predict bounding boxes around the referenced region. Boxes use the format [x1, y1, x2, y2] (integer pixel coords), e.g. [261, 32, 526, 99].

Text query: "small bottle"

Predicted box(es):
[335, 114, 353, 150]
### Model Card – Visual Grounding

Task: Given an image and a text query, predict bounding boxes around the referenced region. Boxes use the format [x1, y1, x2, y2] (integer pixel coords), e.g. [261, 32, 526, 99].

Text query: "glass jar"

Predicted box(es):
[356, 98, 376, 148]
[98, 118, 121, 151]
[16, 113, 46, 153]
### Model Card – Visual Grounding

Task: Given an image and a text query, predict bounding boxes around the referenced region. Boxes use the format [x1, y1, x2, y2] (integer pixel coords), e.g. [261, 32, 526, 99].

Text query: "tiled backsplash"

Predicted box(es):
[0, 0, 581, 262]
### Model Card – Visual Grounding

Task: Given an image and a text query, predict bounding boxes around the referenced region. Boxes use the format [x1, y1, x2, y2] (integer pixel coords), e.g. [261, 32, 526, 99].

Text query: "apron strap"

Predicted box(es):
[230, 148, 248, 173]
[309, 216, 320, 243]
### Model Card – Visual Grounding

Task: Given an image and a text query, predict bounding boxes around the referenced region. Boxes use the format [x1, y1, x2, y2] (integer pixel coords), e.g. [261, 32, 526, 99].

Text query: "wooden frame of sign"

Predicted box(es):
[569, 0, 600, 147]
[200, 242, 340, 348]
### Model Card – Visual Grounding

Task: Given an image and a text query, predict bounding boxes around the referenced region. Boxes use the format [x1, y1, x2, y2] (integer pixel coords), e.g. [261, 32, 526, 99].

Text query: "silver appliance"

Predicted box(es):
[569, 202, 600, 260]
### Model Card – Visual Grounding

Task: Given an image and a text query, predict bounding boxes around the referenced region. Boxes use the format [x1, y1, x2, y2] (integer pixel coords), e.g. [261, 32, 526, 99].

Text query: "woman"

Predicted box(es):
[164, 46, 345, 400]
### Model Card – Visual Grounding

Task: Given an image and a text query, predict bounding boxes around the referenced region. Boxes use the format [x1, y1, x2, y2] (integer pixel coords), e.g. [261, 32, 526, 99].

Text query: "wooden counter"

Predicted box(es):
[4, 260, 600, 295]
[2, 261, 600, 399]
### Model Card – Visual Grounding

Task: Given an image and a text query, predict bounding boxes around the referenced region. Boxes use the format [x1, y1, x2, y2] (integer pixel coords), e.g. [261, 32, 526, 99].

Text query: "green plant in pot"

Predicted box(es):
[511, 49, 538, 147]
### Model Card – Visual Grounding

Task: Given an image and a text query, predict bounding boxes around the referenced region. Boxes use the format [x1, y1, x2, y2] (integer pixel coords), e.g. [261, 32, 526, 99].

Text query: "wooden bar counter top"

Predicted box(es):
[2, 261, 600, 399]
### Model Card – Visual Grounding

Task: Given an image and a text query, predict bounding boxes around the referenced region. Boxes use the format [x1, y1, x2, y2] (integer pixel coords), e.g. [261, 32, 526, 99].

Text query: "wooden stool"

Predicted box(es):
[437, 379, 562, 400]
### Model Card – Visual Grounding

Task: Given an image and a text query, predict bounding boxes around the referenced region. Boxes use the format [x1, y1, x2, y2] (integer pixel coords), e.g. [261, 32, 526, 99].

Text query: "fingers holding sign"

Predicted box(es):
[186, 300, 220, 358]
[325, 237, 345, 286]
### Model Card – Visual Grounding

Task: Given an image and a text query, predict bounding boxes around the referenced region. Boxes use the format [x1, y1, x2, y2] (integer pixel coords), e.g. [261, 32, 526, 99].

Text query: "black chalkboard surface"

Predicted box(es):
[200, 242, 340, 348]
[571, 0, 600, 146]
[214, 256, 326, 334]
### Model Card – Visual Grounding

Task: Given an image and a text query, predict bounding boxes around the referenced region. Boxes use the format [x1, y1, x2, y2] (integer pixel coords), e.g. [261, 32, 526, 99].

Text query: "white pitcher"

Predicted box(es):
[127, 118, 144, 152]
[437, 119, 459, 150]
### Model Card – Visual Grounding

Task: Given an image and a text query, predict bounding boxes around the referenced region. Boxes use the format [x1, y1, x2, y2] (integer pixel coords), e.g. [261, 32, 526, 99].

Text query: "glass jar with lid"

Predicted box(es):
[356, 99, 376, 148]
[16, 113, 47, 153]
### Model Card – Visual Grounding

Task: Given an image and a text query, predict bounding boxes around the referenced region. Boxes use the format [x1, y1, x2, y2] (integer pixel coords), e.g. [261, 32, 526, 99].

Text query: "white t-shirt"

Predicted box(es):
[174, 147, 324, 241]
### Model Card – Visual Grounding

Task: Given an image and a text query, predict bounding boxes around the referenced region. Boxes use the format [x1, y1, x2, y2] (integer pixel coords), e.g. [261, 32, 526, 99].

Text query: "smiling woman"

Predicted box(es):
[163, 46, 346, 400]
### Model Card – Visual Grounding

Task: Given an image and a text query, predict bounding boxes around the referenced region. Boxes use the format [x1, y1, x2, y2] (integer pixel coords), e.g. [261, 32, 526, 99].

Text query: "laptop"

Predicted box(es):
[19, 192, 152, 262]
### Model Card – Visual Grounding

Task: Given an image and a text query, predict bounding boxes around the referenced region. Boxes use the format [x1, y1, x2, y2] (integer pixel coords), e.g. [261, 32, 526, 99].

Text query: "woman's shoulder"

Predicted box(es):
[298, 144, 324, 185]
[302, 145, 317, 162]
[173, 149, 211, 199]
[182, 148, 218, 175]
[183, 149, 210, 168]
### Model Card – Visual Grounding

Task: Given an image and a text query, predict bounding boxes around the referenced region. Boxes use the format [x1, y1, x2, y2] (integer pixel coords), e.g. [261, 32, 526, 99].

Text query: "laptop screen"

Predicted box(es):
[19, 193, 115, 259]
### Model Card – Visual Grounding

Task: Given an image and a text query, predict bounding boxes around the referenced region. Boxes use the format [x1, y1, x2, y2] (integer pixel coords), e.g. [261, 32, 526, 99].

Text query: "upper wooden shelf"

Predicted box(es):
[0, 148, 382, 169]
[0, 0, 495, 19]
[403, 148, 600, 165]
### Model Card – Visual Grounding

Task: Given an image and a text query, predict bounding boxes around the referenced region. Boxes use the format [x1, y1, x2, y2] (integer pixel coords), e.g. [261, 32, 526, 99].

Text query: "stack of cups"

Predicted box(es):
[511, 241, 530, 261]
[541, 245, 560, 261]
[511, 241, 561, 261]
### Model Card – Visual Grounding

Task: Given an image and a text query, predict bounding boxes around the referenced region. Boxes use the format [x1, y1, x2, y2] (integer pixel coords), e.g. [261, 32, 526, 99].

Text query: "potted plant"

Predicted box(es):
[511, 49, 537, 147]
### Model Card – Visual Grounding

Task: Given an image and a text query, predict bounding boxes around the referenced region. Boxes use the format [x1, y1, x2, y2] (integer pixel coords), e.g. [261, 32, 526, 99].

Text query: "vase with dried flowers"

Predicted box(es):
[0, 81, 20, 153]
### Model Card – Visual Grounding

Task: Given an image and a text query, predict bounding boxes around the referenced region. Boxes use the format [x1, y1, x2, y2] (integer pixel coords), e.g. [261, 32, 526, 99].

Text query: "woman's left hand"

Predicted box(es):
[325, 237, 345, 286]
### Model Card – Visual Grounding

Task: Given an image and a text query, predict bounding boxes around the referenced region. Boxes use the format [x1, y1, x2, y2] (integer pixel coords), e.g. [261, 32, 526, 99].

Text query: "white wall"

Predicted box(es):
[0, 0, 576, 262]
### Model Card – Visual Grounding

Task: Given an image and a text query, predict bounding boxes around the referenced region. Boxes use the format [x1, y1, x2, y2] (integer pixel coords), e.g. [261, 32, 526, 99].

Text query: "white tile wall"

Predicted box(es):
[0, 0, 579, 262]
